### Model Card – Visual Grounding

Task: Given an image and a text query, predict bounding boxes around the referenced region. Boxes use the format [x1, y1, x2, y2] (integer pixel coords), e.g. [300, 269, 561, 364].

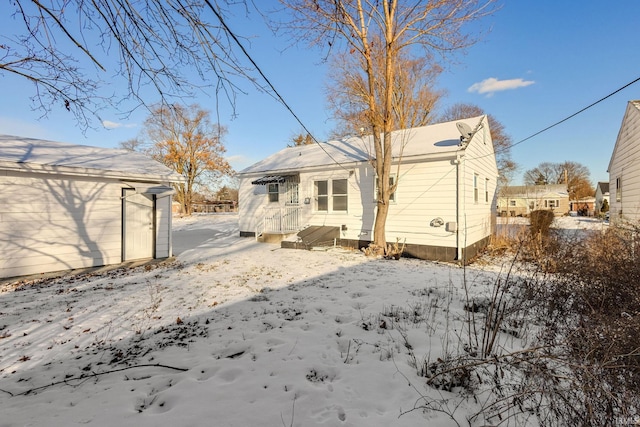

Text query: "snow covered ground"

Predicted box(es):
[0, 214, 603, 426]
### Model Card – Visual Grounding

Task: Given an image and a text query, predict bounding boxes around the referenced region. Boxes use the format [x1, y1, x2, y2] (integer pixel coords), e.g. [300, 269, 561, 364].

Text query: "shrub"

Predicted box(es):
[527, 223, 640, 426]
[529, 209, 555, 236]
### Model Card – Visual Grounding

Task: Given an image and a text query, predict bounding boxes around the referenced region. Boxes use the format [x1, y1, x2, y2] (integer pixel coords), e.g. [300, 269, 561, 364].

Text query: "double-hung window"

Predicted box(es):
[315, 180, 328, 211]
[616, 177, 622, 202]
[315, 179, 348, 212]
[473, 174, 479, 203]
[332, 179, 348, 211]
[268, 183, 279, 203]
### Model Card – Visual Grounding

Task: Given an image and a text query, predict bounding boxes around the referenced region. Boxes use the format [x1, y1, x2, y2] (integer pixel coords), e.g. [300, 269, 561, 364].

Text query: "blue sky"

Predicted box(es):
[2, 1, 639, 186]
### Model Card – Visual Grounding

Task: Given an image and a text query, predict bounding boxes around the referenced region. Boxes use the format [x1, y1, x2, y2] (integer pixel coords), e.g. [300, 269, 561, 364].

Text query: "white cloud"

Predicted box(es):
[468, 77, 535, 96]
[102, 120, 137, 129]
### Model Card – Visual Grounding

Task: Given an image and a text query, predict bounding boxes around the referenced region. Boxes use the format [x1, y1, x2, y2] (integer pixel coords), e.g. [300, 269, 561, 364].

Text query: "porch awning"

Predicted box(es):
[251, 175, 298, 185]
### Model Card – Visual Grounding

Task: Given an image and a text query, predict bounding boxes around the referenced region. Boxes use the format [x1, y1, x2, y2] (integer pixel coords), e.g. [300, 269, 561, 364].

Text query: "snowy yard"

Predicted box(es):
[0, 214, 604, 426]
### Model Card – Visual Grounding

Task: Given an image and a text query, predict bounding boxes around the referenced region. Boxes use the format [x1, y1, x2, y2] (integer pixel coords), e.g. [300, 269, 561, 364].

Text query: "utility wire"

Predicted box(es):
[204, 1, 351, 172]
[208, 2, 640, 172]
[497, 75, 640, 155]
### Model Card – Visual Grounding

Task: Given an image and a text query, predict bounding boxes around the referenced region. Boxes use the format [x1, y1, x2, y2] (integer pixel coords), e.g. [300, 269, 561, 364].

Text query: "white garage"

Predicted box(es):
[0, 135, 182, 279]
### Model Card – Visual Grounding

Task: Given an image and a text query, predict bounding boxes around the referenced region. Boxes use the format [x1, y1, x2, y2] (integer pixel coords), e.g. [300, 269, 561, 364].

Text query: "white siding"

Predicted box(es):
[300, 167, 367, 240]
[458, 117, 498, 255]
[0, 171, 175, 278]
[238, 177, 268, 233]
[155, 195, 172, 258]
[609, 102, 640, 222]
[382, 160, 457, 247]
[0, 171, 122, 278]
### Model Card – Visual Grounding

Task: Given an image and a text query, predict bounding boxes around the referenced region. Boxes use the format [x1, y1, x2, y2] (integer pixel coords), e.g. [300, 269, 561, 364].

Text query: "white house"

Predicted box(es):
[608, 100, 640, 222]
[497, 184, 570, 217]
[594, 181, 610, 215]
[237, 116, 498, 262]
[0, 135, 183, 279]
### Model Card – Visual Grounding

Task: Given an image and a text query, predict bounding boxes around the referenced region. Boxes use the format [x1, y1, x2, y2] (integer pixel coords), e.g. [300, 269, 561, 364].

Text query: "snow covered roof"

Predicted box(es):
[240, 116, 486, 175]
[0, 135, 182, 182]
[501, 184, 569, 198]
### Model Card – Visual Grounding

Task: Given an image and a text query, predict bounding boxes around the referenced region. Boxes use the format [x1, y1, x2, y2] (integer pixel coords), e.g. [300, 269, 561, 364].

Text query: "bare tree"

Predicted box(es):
[144, 104, 233, 215]
[523, 161, 557, 186]
[440, 103, 517, 187]
[280, 0, 496, 251]
[327, 36, 444, 138]
[524, 161, 593, 200]
[4, 1, 251, 130]
[118, 138, 145, 152]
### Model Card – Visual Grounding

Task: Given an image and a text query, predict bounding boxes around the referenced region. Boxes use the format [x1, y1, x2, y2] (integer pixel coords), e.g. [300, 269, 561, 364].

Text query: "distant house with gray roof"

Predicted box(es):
[0, 135, 182, 279]
[237, 116, 498, 263]
[497, 184, 569, 217]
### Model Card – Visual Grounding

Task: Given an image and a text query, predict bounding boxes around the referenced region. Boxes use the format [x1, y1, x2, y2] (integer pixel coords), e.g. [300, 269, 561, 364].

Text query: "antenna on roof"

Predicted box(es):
[456, 122, 473, 144]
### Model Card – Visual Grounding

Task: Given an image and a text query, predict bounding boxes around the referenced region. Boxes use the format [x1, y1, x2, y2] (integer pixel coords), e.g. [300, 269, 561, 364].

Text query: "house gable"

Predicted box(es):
[608, 101, 640, 221]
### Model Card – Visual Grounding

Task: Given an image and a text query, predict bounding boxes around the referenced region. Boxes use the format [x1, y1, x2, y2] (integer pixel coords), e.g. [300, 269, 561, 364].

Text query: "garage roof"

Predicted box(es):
[0, 135, 183, 182]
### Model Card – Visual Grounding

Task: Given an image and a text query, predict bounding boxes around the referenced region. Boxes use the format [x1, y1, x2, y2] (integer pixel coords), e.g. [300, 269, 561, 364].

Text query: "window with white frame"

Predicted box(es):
[616, 177, 622, 202]
[332, 179, 348, 211]
[314, 179, 348, 212]
[473, 173, 479, 203]
[315, 180, 328, 211]
[545, 199, 560, 208]
[268, 183, 279, 203]
[509, 200, 516, 207]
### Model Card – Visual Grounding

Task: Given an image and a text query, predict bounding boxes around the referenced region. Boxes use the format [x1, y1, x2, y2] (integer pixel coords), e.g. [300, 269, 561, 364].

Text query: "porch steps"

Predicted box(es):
[281, 226, 340, 250]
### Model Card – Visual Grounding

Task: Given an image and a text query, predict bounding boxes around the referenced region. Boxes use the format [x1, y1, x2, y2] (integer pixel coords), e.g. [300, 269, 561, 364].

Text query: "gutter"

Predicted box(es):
[0, 160, 184, 183]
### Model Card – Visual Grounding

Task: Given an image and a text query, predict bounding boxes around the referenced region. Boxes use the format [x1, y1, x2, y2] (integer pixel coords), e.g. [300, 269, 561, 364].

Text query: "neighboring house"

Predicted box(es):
[608, 100, 640, 222]
[569, 197, 595, 216]
[0, 135, 182, 279]
[594, 181, 610, 214]
[497, 184, 569, 217]
[238, 116, 498, 263]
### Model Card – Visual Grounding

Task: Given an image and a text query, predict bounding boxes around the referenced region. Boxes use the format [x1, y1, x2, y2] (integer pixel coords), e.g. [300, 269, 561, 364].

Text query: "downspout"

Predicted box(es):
[455, 151, 461, 262]
[168, 194, 173, 258]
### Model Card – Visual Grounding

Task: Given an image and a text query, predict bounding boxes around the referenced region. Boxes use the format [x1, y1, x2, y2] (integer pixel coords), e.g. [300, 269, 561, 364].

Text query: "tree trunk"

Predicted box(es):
[373, 198, 390, 249]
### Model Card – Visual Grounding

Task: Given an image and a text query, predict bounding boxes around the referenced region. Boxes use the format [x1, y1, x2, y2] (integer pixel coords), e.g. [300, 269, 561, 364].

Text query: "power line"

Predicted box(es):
[208, 2, 640, 174]
[204, 1, 351, 172]
[499, 75, 640, 154]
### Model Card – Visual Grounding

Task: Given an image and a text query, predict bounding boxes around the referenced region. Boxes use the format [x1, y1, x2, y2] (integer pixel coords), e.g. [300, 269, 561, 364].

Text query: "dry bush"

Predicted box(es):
[525, 223, 640, 426]
[529, 210, 555, 236]
[416, 222, 640, 426]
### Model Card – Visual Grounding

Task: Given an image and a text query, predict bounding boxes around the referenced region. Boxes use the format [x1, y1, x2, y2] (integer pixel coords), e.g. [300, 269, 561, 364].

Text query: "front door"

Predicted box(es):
[123, 189, 154, 260]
